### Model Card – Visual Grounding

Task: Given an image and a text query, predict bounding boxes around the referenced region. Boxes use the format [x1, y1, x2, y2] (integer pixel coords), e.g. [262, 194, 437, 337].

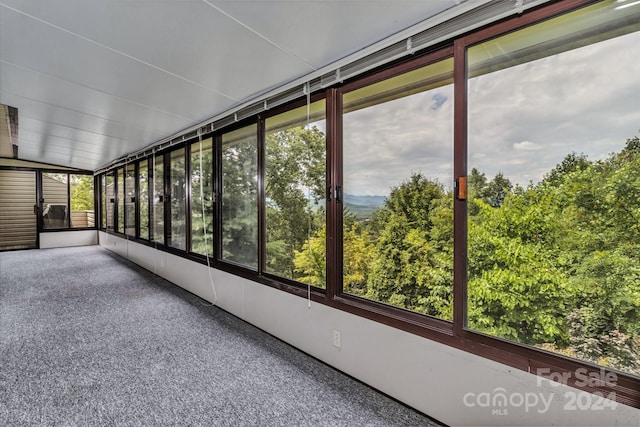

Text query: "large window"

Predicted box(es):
[341, 58, 454, 320]
[466, 0, 640, 376]
[93, 0, 640, 405]
[190, 138, 214, 256]
[152, 154, 165, 244]
[106, 172, 114, 230]
[116, 167, 124, 233]
[125, 164, 136, 237]
[265, 101, 326, 286]
[70, 174, 94, 228]
[221, 124, 258, 269]
[42, 173, 69, 229]
[100, 174, 106, 229]
[139, 160, 149, 240]
[169, 148, 186, 250]
[41, 172, 94, 230]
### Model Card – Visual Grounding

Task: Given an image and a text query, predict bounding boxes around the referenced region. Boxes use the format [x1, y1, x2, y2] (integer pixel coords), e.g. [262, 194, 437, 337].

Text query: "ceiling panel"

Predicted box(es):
[211, 0, 456, 69]
[1, 7, 233, 119]
[0, 62, 194, 126]
[0, 0, 315, 100]
[0, 0, 469, 171]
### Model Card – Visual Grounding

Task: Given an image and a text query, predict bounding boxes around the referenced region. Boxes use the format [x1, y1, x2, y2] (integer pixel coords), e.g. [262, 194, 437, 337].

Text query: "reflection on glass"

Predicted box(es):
[191, 138, 214, 256]
[42, 173, 69, 229]
[116, 168, 124, 233]
[169, 148, 186, 250]
[467, 0, 640, 376]
[139, 160, 149, 240]
[106, 172, 114, 230]
[342, 58, 454, 320]
[265, 101, 326, 287]
[101, 174, 106, 229]
[125, 164, 136, 236]
[153, 154, 164, 244]
[221, 124, 258, 269]
[70, 174, 94, 228]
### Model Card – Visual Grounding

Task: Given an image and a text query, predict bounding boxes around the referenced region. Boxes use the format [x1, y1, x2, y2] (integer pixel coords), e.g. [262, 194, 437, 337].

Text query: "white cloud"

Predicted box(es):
[342, 29, 640, 194]
[467, 30, 640, 186]
[343, 85, 454, 195]
[513, 141, 541, 151]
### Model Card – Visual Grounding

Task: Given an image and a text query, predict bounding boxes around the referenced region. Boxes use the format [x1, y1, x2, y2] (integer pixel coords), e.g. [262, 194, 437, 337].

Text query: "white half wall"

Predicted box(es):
[99, 232, 640, 427]
[40, 230, 97, 249]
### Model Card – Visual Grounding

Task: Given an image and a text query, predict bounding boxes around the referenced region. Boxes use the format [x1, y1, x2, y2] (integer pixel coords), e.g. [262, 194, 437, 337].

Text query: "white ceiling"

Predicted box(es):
[0, 0, 469, 171]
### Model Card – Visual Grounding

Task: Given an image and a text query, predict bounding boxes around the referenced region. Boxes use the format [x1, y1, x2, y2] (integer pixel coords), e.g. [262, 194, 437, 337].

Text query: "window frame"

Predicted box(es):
[94, 0, 640, 407]
[167, 146, 188, 251]
[189, 136, 215, 258]
[39, 170, 96, 232]
[138, 159, 150, 240]
[218, 120, 260, 271]
[450, 0, 640, 405]
[260, 93, 329, 291]
[335, 46, 456, 334]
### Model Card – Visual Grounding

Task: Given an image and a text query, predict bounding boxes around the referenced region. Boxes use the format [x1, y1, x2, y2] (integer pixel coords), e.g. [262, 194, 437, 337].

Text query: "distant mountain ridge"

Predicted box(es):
[343, 194, 386, 207]
[343, 194, 386, 220]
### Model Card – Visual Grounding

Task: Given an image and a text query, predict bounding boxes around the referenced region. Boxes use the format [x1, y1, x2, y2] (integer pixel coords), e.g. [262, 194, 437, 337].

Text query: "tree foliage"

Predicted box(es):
[70, 174, 94, 211]
[222, 137, 258, 267]
[289, 132, 640, 375]
[265, 125, 326, 283]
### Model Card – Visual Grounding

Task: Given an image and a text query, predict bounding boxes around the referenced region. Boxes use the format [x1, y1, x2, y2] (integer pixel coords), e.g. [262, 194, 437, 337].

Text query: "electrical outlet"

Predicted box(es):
[332, 329, 342, 349]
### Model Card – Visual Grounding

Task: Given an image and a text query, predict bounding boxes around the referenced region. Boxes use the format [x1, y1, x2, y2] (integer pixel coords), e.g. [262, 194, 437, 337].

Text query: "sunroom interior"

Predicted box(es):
[1, 0, 639, 425]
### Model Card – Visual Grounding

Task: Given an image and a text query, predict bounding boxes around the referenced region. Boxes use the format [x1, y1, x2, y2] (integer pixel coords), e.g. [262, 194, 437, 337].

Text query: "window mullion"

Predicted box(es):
[257, 117, 266, 274]
[326, 88, 342, 300]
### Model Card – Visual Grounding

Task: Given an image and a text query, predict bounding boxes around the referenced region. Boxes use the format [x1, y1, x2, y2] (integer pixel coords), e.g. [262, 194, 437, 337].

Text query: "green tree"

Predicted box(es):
[265, 126, 326, 282]
[70, 174, 94, 211]
[366, 174, 453, 319]
[468, 137, 640, 373]
[221, 137, 258, 267]
[292, 221, 373, 292]
[467, 191, 573, 344]
[191, 146, 214, 255]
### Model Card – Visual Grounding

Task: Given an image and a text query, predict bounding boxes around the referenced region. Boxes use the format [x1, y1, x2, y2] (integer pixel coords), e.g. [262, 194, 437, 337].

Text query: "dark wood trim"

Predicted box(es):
[326, 88, 340, 300]
[453, 37, 468, 337]
[459, 0, 598, 48]
[340, 46, 454, 95]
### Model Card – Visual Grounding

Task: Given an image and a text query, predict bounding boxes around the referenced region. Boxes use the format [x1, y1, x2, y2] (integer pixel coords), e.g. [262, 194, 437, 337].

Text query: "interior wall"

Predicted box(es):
[99, 231, 639, 427]
[40, 230, 97, 249]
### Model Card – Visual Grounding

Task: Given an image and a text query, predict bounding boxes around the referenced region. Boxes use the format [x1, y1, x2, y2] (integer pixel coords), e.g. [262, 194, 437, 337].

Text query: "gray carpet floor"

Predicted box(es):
[0, 245, 441, 426]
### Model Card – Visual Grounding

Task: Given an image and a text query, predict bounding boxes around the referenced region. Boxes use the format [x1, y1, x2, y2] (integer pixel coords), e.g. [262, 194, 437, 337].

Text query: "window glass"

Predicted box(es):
[467, 0, 640, 376]
[42, 173, 69, 229]
[221, 124, 258, 269]
[139, 159, 149, 240]
[152, 154, 164, 244]
[265, 101, 326, 286]
[190, 138, 214, 256]
[70, 174, 94, 228]
[116, 168, 124, 233]
[342, 58, 455, 320]
[106, 172, 114, 230]
[169, 148, 186, 250]
[125, 164, 136, 236]
[101, 174, 106, 229]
